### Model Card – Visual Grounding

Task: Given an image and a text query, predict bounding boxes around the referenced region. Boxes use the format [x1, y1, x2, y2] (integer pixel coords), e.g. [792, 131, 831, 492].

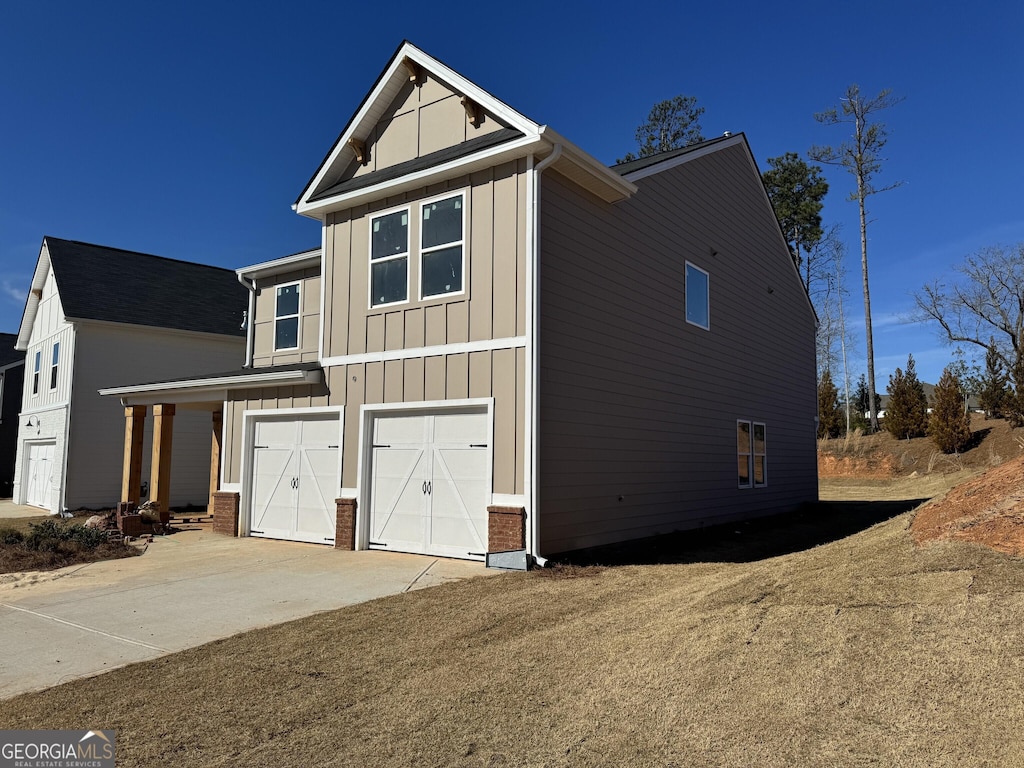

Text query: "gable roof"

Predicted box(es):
[294, 41, 635, 216]
[16, 238, 248, 349]
[611, 133, 740, 177]
[0, 333, 25, 369]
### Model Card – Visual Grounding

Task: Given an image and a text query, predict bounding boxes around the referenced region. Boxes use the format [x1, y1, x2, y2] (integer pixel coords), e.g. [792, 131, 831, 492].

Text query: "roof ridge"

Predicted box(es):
[43, 236, 237, 275]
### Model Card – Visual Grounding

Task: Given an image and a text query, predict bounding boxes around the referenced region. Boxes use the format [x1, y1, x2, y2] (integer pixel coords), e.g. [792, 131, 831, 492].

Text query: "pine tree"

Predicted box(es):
[885, 355, 929, 439]
[817, 370, 843, 438]
[977, 341, 1008, 419]
[930, 366, 972, 453]
[1006, 353, 1024, 428]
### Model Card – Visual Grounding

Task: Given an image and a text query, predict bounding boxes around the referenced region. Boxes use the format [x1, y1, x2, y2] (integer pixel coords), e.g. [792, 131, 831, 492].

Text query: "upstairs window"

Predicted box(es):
[50, 342, 59, 389]
[737, 420, 751, 488]
[753, 422, 767, 487]
[685, 262, 710, 330]
[370, 207, 409, 307]
[32, 351, 40, 395]
[421, 193, 464, 299]
[274, 282, 301, 350]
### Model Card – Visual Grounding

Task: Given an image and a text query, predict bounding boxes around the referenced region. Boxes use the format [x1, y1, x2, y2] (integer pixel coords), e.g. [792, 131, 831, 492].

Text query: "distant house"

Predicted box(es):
[12, 238, 248, 512]
[0, 333, 26, 498]
[100, 42, 818, 561]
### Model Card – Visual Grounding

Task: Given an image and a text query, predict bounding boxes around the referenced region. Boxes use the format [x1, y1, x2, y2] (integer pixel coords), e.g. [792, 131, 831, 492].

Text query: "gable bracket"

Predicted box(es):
[402, 57, 422, 83]
[461, 96, 483, 127]
[348, 138, 368, 165]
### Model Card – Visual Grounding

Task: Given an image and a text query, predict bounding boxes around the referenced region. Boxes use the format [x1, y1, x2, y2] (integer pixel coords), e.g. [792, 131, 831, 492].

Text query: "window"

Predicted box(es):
[32, 351, 40, 396]
[420, 193, 464, 299]
[50, 342, 59, 389]
[274, 282, 301, 350]
[370, 207, 409, 307]
[737, 420, 767, 489]
[685, 262, 709, 330]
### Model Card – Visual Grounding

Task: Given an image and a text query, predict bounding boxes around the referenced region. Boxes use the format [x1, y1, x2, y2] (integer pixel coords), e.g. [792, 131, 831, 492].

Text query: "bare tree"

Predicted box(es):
[811, 230, 854, 433]
[810, 85, 903, 432]
[915, 243, 1024, 423]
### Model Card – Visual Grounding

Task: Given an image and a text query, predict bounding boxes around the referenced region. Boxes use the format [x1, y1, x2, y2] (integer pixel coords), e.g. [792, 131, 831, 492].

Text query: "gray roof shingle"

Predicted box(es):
[0, 333, 25, 368]
[44, 238, 247, 337]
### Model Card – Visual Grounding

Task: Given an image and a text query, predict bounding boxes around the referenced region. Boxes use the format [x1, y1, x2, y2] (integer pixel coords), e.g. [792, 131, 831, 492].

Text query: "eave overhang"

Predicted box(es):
[98, 366, 323, 407]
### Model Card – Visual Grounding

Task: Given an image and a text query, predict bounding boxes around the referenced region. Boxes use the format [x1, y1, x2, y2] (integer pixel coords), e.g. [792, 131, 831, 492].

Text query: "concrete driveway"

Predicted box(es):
[0, 527, 492, 699]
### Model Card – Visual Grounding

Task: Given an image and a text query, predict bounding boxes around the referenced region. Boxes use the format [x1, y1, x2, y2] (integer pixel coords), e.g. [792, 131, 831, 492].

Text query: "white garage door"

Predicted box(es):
[25, 442, 55, 511]
[369, 409, 489, 560]
[250, 415, 340, 545]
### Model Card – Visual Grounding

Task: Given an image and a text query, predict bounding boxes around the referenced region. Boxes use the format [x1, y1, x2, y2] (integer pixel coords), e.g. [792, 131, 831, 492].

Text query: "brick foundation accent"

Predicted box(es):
[116, 502, 144, 537]
[212, 491, 240, 536]
[487, 506, 526, 552]
[335, 498, 356, 550]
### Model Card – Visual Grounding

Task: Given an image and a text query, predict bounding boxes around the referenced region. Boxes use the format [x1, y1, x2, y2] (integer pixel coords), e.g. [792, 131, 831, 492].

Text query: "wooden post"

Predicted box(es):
[150, 403, 175, 513]
[121, 405, 147, 503]
[209, 410, 223, 511]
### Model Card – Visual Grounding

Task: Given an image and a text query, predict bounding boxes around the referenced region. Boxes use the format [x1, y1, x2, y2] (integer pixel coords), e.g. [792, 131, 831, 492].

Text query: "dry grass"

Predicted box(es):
[4, 484, 1023, 767]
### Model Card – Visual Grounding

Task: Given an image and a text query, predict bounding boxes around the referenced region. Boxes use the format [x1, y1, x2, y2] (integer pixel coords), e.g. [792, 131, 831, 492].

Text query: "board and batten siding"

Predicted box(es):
[537, 143, 818, 555]
[22, 264, 74, 410]
[322, 160, 528, 360]
[223, 349, 525, 498]
[67, 324, 244, 509]
[252, 268, 321, 367]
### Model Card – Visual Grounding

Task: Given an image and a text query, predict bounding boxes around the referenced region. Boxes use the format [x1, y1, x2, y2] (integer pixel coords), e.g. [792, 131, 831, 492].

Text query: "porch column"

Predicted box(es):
[150, 403, 175, 513]
[209, 409, 223, 510]
[121, 405, 147, 504]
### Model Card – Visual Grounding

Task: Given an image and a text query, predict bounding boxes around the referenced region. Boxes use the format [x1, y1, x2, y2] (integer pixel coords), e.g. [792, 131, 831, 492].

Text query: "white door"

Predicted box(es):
[250, 415, 339, 544]
[369, 409, 489, 560]
[25, 442, 55, 510]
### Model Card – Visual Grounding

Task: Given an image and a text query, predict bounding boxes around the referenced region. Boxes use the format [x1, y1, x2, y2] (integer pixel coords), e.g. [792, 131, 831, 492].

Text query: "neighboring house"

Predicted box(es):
[13, 238, 248, 512]
[0, 333, 26, 497]
[100, 42, 818, 561]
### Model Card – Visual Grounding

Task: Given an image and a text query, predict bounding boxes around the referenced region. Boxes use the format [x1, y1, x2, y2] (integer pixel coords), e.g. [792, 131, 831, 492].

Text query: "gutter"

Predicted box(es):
[526, 143, 562, 567]
[237, 272, 256, 367]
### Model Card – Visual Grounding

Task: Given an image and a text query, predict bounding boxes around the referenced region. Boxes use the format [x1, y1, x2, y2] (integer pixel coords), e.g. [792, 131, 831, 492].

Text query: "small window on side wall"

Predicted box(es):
[737, 420, 751, 488]
[737, 420, 768, 489]
[275, 282, 300, 351]
[50, 342, 59, 389]
[685, 261, 710, 330]
[32, 351, 40, 396]
[753, 422, 767, 487]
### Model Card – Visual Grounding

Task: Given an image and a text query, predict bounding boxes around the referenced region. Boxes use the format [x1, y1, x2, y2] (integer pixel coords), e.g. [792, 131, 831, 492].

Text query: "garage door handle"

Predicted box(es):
[470, 444, 487, 448]
[426, 481, 432, 495]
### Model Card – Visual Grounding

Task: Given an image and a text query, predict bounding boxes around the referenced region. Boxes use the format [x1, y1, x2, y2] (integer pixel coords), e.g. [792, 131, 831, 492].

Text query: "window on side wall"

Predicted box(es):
[685, 261, 710, 330]
[370, 207, 410, 307]
[50, 342, 59, 389]
[32, 351, 40, 396]
[737, 420, 767, 489]
[420, 193, 464, 299]
[274, 282, 301, 351]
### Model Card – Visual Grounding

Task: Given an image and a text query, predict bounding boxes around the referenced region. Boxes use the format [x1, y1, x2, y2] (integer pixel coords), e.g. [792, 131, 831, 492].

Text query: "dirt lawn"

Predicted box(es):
[3, 474, 1023, 767]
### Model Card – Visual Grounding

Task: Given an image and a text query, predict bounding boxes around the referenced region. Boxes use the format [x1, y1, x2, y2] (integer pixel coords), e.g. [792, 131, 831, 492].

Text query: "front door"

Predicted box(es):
[25, 442, 55, 510]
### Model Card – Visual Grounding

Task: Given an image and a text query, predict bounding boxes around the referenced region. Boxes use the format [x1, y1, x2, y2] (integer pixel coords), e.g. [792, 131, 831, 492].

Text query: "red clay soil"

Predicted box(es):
[818, 452, 900, 478]
[911, 454, 1024, 557]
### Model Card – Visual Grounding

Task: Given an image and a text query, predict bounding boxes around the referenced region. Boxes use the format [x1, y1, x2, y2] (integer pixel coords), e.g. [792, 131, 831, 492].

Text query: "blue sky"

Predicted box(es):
[2, 0, 1022, 389]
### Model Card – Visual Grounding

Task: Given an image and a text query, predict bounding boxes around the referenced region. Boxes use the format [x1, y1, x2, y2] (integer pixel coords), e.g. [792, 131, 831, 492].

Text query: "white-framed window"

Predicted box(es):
[685, 261, 710, 330]
[369, 205, 410, 308]
[50, 342, 59, 390]
[274, 281, 301, 350]
[420, 192, 465, 300]
[737, 420, 767, 489]
[32, 351, 40, 396]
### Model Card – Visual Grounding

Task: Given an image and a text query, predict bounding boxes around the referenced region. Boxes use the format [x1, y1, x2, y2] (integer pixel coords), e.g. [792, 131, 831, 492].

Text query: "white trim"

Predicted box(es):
[273, 280, 302, 351]
[48, 341, 59, 390]
[491, 493, 525, 508]
[418, 190, 467, 302]
[368, 203, 411, 309]
[621, 134, 746, 183]
[218, 398, 230, 492]
[685, 261, 710, 331]
[356, 397, 494, 555]
[339, 487, 358, 498]
[737, 419, 752, 489]
[239, 405, 345, 540]
[19, 402, 70, 418]
[237, 248, 321, 280]
[320, 336, 526, 368]
[220, 482, 241, 494]
[98, 367, 322, 397]
[318, 228, 326, 362]
[297, 135, 545, 217]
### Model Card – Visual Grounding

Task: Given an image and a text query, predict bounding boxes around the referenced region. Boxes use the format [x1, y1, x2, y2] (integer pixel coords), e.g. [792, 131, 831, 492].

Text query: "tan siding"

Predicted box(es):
[492, 348, 516, 495]
[252, 269, 321, 367]
[468, 170, 494, 341]
[403, 357, 424, 402]
[491, 164, 519, 339]
[468, 351, 491, 398]
[424, 356, 445, 401]
[446, 353, 468, 400]
[538, 144, 818, 555]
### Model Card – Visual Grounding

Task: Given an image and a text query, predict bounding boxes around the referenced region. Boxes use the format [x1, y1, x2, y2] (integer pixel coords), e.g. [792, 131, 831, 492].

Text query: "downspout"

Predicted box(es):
[527, 142, 562, 567]
[237, 273, 256, 368]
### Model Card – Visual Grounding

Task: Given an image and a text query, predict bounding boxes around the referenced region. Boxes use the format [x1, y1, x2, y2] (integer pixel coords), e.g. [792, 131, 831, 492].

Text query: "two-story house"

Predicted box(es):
[14, 238, 247, 512]
[101, 41, 818, 562]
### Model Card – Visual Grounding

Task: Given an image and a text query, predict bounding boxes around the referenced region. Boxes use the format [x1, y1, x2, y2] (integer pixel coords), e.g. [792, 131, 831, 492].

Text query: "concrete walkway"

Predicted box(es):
[0, 528, 493, 699]
[0, 498, 50, 519]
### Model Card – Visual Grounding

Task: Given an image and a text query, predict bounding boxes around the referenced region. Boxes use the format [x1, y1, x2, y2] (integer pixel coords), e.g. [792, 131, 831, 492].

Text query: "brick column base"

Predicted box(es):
[212, 491, 240, 536]
[487, 506, 526, 552]
[335, 498, 356, 550]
